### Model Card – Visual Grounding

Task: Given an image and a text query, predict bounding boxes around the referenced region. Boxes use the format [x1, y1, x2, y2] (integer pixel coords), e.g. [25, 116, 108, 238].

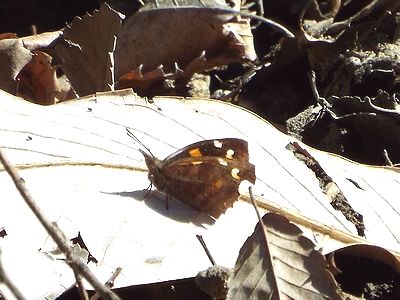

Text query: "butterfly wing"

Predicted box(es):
[142, 138, 255, 218]
[161, 138, 252, 164]
[161, 156, 255, 218]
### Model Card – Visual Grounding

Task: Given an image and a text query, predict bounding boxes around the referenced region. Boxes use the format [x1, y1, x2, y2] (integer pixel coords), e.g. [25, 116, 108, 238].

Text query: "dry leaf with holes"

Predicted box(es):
[114, 6, 256, 92]
[55, 3, 122, 96]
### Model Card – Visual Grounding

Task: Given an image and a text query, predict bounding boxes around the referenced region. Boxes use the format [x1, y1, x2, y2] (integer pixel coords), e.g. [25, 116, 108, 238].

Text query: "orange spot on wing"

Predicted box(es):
[189, 148, 202, 157]
[213, 179, 224, 189]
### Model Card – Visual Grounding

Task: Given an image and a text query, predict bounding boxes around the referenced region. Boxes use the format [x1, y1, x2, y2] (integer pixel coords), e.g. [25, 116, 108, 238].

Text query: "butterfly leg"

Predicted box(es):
[165, 194, 170, 210]
[143, 182, 152, 199]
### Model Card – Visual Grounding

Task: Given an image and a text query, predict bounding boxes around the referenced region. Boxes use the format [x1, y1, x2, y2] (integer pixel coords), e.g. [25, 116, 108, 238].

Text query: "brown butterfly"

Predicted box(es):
[128, 130, 256, 218]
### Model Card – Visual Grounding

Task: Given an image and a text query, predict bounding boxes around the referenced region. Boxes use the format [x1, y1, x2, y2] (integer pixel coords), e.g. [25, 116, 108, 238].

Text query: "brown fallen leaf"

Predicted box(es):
[333, 243, 400, 270]
[227, 213, 342, 300]
[16, 50, 60, 105]
[326, 244, 400, 298]
[0, 33, 18, 40]
[117, 64, 167, 92]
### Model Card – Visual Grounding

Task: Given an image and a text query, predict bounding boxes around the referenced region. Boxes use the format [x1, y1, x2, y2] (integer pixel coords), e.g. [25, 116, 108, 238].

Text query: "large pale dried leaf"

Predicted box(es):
[0, 39, 32, 94]
[56, 3, 123, 96]
[114, 7, 256, 79]
[1, 90, 400, 297]
[227, 213, 342, 300]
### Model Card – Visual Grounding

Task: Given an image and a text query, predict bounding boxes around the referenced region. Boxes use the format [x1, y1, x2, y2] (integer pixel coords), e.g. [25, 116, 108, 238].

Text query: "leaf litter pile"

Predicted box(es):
[1, 0, 400, 299]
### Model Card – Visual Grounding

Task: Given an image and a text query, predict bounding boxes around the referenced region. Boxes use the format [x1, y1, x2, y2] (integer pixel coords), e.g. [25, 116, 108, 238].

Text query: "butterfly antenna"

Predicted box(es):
[126, 128, 155, 158]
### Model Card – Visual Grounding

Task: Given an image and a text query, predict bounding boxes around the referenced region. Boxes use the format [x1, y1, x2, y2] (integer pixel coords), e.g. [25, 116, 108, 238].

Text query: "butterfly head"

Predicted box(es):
[139, 149, 167, 192]
[126, 128, 168, 192]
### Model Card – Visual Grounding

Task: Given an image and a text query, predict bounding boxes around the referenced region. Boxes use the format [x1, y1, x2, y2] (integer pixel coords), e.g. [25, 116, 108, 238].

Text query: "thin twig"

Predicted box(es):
[327, 0, 382, 34]
[0, 160, 146, 172]
[0, 148, 120, 300]
[0, 248, 26, 300]
[73, 269, 89, 300]
[383, 149, 394, 166]
[309, 70, 332, 109]
[254, 0, 264, 19]
[308, 70, 338, 124]
[91, 268, 122, 300]
[248, 186, 263, 225]
[104, 267, 122, 289]
[196, 235, 216, 266]
[248, 187, 271, 255]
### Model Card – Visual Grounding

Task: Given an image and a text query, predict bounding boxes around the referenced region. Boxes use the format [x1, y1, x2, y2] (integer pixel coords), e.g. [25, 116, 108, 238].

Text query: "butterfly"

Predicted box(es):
[128, 130, 256, 218]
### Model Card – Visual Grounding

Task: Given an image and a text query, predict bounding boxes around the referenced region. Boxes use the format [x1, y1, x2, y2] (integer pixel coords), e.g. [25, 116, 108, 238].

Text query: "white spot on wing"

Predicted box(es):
[231, 168, 240, 179]
[218, 158, 228, 166]
[213, 140, 223, 148]
[226, 149, 234, 159]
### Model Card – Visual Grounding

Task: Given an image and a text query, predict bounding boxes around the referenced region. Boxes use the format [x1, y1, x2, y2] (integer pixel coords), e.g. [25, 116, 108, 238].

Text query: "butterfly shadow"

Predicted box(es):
[102, 189, 216, 227]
